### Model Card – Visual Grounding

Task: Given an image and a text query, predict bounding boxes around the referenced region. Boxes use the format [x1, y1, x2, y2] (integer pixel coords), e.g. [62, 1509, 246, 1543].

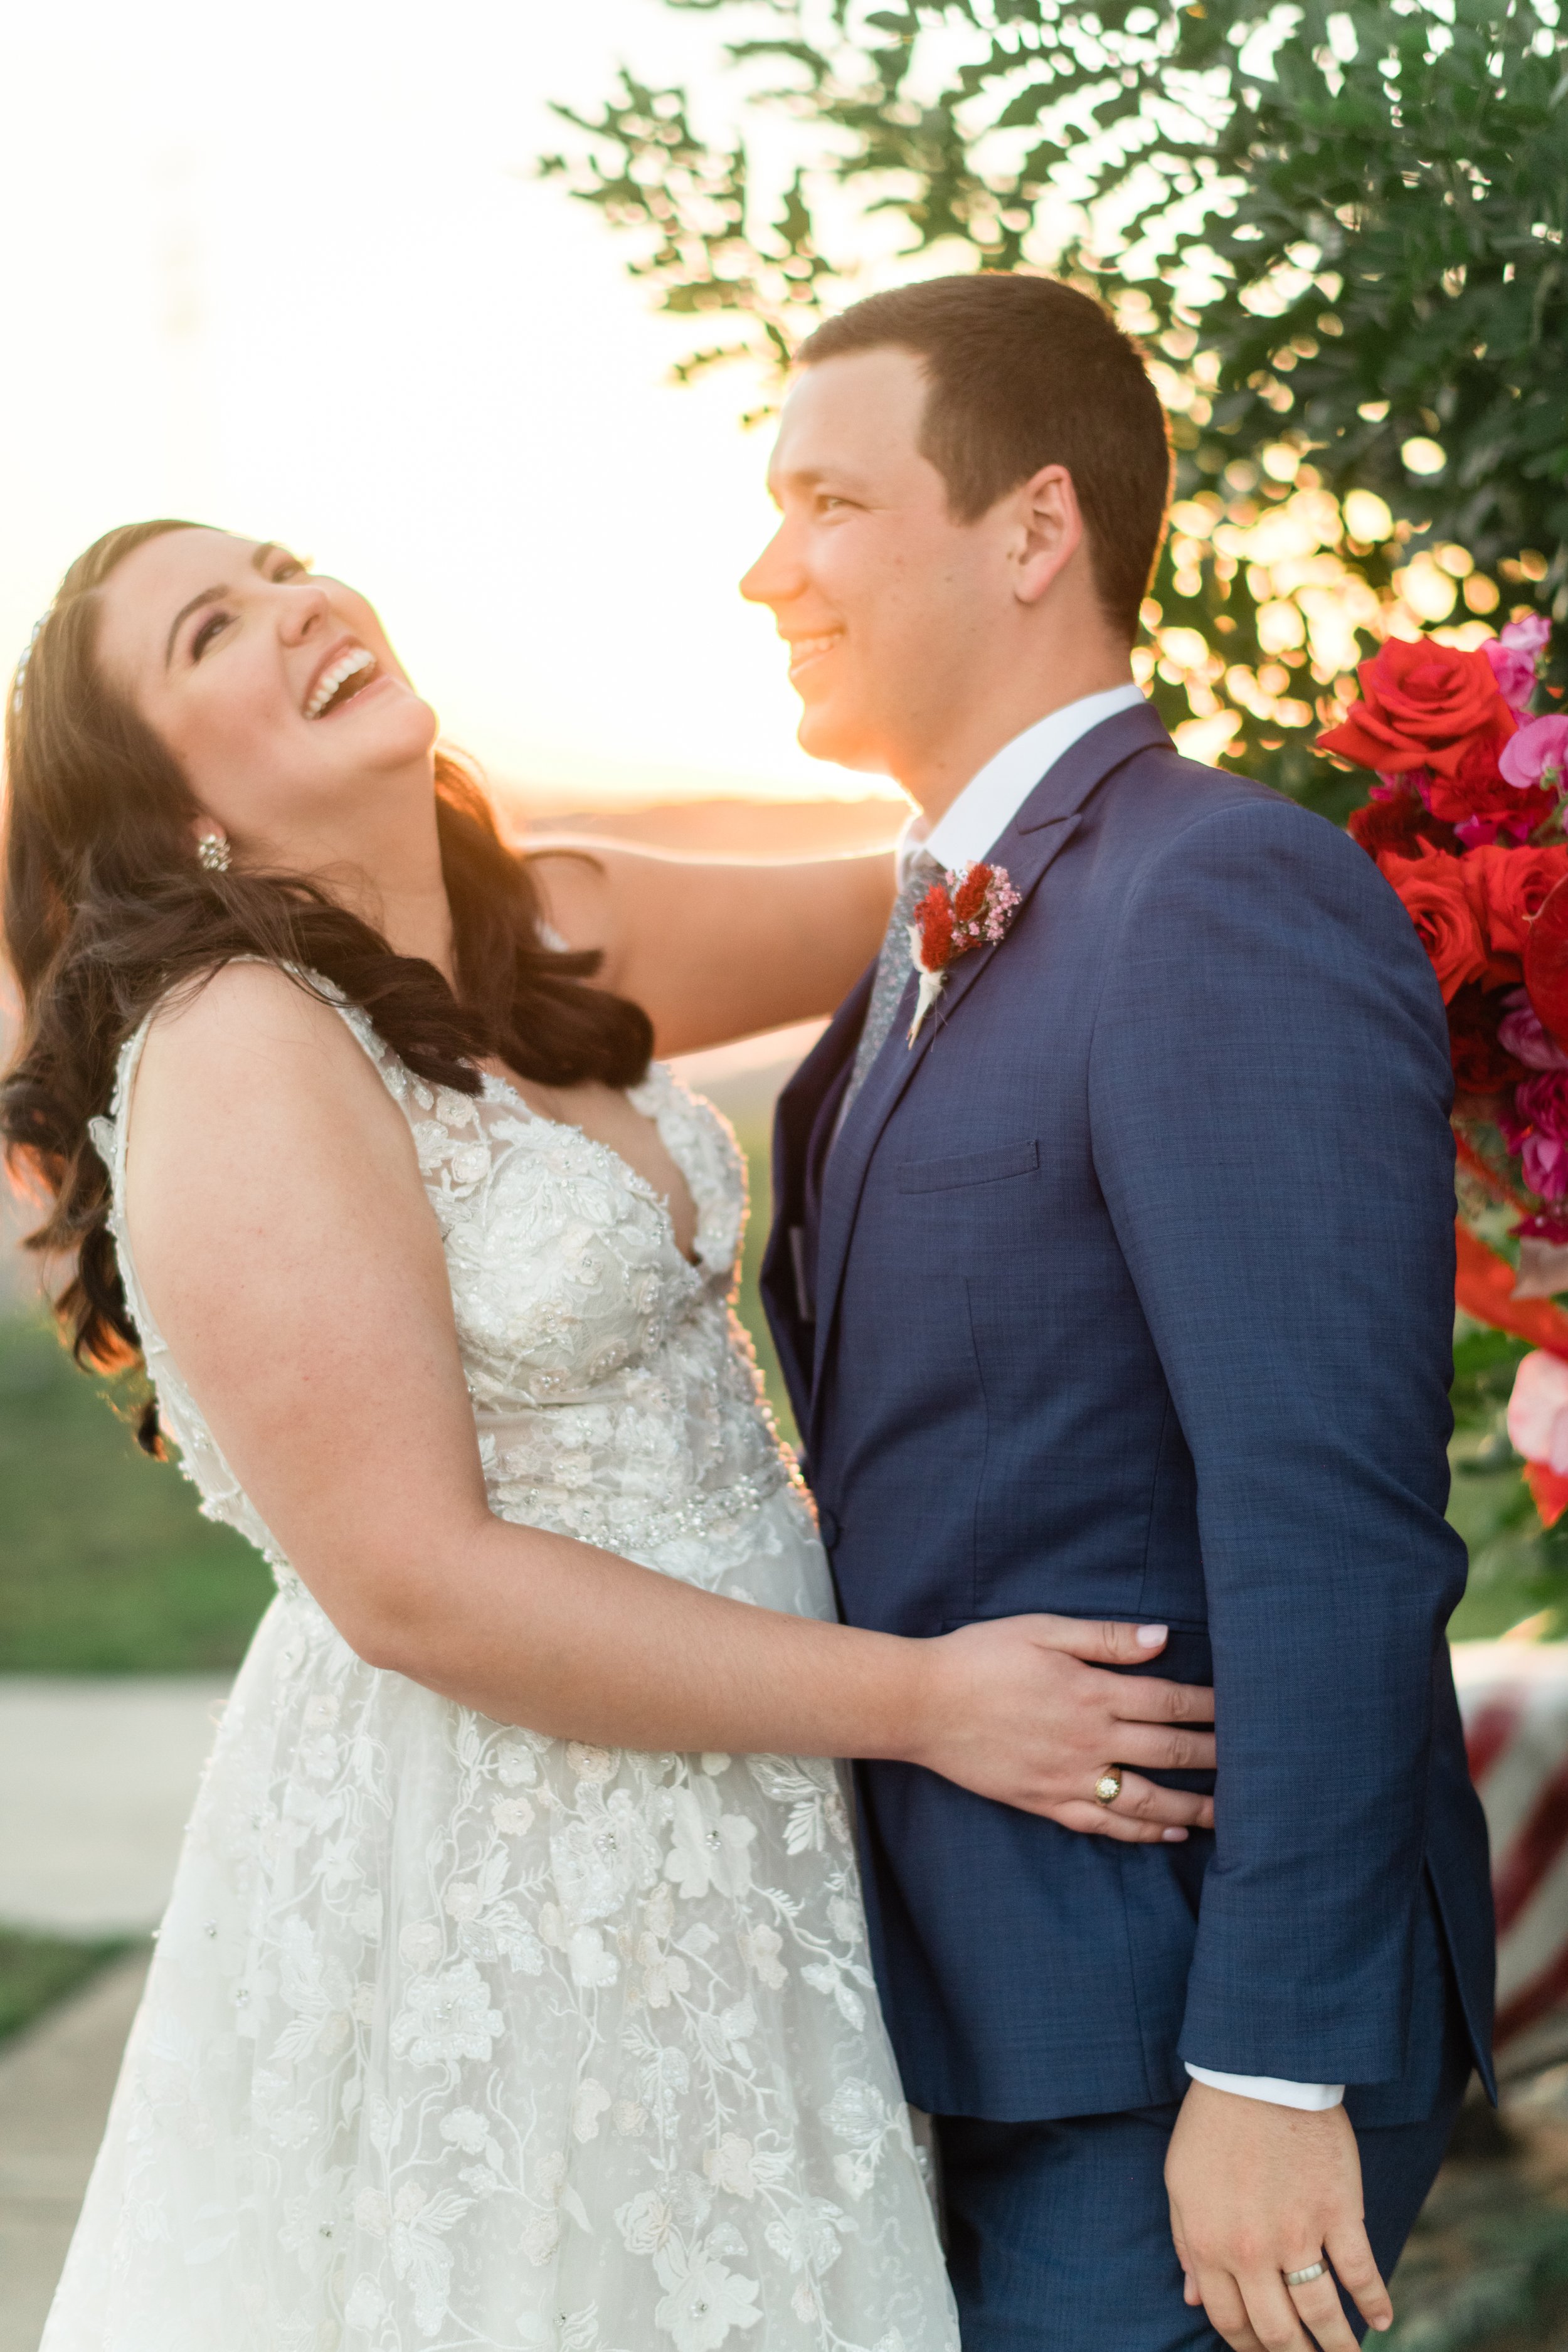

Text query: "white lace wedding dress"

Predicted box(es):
[44, 979, 956, 2352]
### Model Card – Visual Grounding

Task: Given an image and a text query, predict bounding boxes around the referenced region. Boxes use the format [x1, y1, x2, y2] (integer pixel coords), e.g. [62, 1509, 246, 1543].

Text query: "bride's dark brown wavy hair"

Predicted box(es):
[1, 519, 652, 1451]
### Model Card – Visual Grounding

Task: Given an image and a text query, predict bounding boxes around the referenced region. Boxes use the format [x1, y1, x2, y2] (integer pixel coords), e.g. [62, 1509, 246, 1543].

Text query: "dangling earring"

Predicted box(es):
[196, 829, 231, 874]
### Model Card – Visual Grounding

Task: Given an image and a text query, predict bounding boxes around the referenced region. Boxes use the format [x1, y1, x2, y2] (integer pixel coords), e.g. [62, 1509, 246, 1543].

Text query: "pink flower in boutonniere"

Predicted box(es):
[907, 861, 1022, 1044]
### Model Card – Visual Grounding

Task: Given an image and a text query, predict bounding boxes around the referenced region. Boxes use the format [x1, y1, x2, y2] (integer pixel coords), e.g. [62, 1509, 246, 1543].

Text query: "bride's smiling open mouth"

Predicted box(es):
[302, 639, 381, 720]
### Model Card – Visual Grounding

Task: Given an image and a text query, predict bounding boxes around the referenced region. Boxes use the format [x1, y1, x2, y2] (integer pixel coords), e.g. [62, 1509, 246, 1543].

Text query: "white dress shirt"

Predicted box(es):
[912, 681, 1147, 872]
[898, 684, 1343, 2116]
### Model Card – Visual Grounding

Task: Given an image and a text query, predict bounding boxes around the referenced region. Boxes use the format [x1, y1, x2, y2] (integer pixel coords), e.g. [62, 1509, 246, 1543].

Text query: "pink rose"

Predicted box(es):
[1500, 715, 1568, 793]
[1505, 1072, 1568, 1199]
[1512, 1071, 1568, 1138]
[1508, 615, 1554, 655]
[1485, 615, 1553, 714]
[1498, 988, 1568, 1072]
[1486, 645, 1540, 713]
[1507, 1349, 1568, 1471]
[1525, 1133, 1568, 1200]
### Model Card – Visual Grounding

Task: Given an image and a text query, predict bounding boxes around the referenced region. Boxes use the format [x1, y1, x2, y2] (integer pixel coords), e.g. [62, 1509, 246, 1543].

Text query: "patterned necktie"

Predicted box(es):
[839, 848, 943, 1125]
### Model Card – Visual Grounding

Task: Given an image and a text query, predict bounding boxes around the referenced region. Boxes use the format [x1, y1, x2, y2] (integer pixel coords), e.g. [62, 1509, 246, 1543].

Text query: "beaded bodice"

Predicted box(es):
[91, 977, 800, 1584]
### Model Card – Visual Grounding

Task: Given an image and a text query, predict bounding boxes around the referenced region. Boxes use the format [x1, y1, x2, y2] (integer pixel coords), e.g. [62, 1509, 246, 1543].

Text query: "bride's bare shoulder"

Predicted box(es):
[133, 962, 398, 1144]
[124, 963, 428, 1313]
[142, 962, 370, 1081]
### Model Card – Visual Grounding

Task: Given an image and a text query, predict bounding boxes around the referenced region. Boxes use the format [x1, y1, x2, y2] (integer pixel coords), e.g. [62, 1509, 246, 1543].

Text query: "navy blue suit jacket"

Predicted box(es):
[760, 703, 1495, 2124]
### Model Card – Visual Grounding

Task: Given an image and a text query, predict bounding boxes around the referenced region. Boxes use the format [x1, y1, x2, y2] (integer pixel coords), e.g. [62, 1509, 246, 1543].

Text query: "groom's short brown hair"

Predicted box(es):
[798, 273, 1170, 644]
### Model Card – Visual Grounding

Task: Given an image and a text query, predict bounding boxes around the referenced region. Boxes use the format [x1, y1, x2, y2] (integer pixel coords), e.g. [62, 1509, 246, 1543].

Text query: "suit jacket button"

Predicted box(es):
[818, 1507, 840, 1547]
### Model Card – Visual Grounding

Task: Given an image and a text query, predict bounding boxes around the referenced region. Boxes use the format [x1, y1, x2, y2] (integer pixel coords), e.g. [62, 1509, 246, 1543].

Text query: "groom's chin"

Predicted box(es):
[794, 700, 882, 774]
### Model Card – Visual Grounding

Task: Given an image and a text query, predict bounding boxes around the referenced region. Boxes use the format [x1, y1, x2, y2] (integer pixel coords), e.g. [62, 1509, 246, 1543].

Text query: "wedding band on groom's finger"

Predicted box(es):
[1283, 2260, 1327, 2287]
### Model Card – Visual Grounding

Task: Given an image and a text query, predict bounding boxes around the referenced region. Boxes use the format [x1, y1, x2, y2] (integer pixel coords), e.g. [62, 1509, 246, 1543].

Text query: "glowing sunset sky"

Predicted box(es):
[0, 0, 901, 809]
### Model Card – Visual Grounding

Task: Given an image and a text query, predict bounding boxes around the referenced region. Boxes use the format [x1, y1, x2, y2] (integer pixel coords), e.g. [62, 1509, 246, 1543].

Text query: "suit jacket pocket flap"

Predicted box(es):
[896, 1138, 1040, 1194]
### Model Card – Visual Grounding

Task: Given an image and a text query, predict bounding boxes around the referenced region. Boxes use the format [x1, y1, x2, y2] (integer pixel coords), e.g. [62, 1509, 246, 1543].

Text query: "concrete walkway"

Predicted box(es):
[0, 1677, 225, 2344]
[0, 1950, 149, 2351]
[0, 1677, 230, 1934]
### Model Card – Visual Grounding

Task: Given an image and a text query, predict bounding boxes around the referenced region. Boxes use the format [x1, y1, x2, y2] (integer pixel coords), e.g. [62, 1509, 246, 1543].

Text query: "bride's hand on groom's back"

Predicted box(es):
[906, 1616, 1216, 1841]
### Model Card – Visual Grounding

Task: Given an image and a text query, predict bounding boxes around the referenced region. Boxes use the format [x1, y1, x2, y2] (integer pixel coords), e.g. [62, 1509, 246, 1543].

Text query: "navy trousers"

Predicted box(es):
[935, 2042, 1470, 2348]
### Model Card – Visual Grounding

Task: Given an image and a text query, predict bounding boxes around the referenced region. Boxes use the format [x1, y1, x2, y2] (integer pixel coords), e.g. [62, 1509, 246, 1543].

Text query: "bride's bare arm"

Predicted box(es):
[124, 965, 1214, 1838]
[528, 840, 898, 1055]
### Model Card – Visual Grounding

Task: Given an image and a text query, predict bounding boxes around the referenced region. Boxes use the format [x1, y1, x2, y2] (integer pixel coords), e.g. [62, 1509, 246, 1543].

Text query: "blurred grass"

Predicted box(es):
[0, 1927, 132, 2048]
[0, 1311, 273, 1673]
[1385, 2101, 1568, 2350]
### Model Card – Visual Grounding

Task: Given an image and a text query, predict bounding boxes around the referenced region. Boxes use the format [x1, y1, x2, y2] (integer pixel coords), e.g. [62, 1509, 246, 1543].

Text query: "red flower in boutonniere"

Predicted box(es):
[908, 861, 1023, 1043]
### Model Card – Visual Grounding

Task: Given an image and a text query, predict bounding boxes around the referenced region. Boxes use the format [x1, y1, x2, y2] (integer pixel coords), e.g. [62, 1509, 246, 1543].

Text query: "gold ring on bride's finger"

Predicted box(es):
[1094, 1769, 1123, 1807]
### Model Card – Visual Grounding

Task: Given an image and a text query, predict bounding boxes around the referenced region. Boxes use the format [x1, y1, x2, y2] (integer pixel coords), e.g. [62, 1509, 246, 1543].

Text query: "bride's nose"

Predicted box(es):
[277, 581, 332, 644]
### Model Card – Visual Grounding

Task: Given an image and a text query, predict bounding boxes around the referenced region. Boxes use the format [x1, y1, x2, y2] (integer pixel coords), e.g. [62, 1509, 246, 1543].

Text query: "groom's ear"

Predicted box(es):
[1009, 464, 1085, 607]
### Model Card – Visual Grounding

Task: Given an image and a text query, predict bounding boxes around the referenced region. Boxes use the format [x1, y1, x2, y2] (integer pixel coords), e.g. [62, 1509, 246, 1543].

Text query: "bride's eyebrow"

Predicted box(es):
[162, 543, 290, 669]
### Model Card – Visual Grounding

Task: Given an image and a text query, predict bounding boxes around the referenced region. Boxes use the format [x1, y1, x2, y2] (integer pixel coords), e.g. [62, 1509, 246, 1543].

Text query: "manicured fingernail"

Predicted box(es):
[1162, 1827, 1189, 1841]
[1136, 1623, 1168, 1648]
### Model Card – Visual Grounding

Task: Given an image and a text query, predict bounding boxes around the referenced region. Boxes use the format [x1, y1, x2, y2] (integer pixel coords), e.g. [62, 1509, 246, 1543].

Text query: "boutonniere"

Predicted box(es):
[908, 861, 1022, 1044]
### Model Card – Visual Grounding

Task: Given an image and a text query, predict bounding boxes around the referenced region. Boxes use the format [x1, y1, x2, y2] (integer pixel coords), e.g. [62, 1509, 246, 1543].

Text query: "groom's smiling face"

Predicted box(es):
[742, 347, 1018, 780]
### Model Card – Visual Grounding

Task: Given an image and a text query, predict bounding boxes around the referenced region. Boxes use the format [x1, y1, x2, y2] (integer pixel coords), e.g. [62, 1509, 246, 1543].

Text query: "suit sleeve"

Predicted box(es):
[1088, 792, 1466, 2085]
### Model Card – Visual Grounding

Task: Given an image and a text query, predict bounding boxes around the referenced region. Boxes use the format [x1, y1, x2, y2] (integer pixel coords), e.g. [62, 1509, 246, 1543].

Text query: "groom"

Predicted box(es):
[750, 274, 1495, 2349]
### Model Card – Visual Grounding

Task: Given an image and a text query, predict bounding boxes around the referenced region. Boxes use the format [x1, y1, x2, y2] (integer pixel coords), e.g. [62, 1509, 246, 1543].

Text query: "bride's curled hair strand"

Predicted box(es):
[1, 519, 652, 1454]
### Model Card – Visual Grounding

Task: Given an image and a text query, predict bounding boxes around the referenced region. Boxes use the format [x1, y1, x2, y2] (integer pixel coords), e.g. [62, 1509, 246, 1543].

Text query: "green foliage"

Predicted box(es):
[544, 0, 1566, 806]
[1108, 0, 1568, 583]
[543, 68, 839, 403]
[0, 1313, 273, 1673]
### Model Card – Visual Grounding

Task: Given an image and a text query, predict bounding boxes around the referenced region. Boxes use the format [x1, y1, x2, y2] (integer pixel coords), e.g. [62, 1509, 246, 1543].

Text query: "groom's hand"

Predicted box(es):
[1165, 2081, 1393, 2349]
[911, 1615, 1216, 1841]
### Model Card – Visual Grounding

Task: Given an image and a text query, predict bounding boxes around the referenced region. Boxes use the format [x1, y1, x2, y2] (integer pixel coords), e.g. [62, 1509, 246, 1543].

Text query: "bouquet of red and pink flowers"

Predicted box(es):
[1321, 614, 1568, 1517]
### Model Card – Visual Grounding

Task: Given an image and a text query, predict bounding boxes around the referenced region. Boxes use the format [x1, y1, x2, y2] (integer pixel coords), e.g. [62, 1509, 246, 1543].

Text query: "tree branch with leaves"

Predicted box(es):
[544, 0, 1566, 815]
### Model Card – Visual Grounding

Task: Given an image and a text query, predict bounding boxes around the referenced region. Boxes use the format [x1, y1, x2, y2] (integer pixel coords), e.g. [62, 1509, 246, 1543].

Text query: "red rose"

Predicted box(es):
[1462, 844, 1568, 963]
[1421, 733, 1555, 843]
[1377, 847, 1496, 1000]
[1348, 795, 1459, 860]
[1446, 983, 1527, 1098]
[1319, 637, 1517, 780]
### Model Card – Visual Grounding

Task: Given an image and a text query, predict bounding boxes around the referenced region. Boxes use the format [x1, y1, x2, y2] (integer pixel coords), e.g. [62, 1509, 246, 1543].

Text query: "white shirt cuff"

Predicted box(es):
[1184, 2065, 1345, 2111]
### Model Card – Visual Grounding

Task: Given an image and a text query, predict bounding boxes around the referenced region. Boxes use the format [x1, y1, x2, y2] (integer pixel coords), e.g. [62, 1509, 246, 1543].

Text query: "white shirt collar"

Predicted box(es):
[899, 682, 1146, 882]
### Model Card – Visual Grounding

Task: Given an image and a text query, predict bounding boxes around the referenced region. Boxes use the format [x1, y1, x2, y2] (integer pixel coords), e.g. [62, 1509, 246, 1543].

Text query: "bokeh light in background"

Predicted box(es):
[0, 0, 904, 817]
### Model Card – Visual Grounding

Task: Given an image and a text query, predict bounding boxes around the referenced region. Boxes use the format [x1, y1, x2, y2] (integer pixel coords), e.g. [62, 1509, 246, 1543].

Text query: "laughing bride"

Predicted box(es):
[3, 523, 1212, 2351]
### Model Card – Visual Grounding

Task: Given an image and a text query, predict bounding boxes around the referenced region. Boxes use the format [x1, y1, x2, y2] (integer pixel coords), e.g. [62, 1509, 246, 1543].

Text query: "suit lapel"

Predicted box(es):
[761, 967, 873, 1430]
[807, 701, 1170, 1428]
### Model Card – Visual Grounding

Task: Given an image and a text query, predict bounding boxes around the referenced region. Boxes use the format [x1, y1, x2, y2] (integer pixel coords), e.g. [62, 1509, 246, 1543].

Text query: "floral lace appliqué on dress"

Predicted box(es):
[45, 980, 956, 2352]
